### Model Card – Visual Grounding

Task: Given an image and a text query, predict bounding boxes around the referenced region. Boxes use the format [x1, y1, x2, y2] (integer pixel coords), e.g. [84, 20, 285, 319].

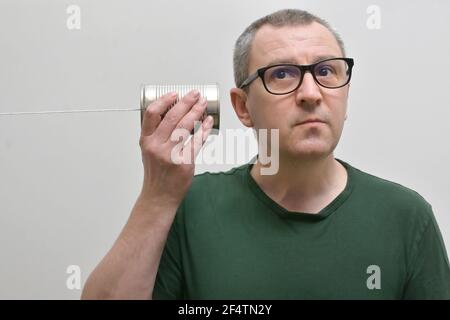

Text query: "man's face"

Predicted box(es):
[243, 22, 349, 162]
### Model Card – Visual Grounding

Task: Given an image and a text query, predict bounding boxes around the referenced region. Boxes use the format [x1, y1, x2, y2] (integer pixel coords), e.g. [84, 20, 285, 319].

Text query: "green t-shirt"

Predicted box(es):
[153, 158, 450, 299]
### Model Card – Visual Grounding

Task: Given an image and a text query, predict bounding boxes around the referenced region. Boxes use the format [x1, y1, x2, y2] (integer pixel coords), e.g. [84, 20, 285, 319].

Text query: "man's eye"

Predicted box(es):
[270, 67, 297, 80]
[275, 70, 288, 79]
[316, 66, 335, 77]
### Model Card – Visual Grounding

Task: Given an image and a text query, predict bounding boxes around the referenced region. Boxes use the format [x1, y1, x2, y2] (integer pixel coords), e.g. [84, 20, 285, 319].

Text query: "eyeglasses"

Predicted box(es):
[239, 57, 354, 95]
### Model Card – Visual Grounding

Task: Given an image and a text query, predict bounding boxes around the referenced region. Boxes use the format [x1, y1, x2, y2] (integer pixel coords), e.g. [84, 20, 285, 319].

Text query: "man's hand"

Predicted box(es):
[139, 89, 214, 209]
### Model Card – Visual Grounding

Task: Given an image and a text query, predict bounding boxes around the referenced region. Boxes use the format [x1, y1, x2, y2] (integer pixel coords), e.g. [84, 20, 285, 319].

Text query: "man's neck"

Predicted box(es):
[250, 153, 348, 213]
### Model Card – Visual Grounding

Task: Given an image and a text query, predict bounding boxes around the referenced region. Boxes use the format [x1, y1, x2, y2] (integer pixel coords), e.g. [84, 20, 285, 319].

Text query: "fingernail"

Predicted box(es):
[192, 90, 200, 98]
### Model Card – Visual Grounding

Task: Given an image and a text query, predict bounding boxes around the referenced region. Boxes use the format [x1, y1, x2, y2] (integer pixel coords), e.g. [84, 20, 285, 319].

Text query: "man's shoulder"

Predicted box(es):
[179, 163, 251, 206]
[351, 163, 428, 201]
[176, 163, 251, 221]
[348, 161, 433, 221]
[190, 163, 250, 188]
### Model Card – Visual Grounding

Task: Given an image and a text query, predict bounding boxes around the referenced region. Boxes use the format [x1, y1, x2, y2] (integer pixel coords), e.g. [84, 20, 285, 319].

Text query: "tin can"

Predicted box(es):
[140, 84, 220, 134]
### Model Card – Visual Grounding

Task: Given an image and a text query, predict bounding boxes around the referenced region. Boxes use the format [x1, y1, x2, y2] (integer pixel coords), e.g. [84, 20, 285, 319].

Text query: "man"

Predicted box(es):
[82, 9, 450, 299]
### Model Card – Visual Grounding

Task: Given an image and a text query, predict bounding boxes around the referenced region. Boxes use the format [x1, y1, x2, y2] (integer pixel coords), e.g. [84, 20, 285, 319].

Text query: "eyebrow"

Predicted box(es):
[266, 55, 339, 67]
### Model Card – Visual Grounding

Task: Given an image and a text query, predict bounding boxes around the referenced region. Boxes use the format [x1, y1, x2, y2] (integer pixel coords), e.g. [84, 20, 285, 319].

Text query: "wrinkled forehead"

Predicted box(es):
[249, 22, 343, 71]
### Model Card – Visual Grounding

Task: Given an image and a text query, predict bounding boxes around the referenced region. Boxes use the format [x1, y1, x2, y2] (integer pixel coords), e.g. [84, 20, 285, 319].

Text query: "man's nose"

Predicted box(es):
[295, 72, 322, 108]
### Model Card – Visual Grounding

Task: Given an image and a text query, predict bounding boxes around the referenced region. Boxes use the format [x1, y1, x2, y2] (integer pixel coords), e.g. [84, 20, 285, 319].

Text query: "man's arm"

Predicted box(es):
[81, 90, 213, 299]
[403, 209, 450, 299]
[81, 194, 179, 299]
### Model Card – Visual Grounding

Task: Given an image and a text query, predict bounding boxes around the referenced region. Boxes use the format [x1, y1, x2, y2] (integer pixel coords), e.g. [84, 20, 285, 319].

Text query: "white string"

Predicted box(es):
[0, 107, 140, 116]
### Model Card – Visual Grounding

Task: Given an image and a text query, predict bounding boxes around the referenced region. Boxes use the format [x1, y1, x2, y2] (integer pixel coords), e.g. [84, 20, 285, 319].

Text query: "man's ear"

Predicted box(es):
[230, 88, 253, 127]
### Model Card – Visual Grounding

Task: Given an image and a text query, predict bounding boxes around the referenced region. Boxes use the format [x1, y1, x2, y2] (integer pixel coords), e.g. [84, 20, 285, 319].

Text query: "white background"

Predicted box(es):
[0, 0, 449, 299]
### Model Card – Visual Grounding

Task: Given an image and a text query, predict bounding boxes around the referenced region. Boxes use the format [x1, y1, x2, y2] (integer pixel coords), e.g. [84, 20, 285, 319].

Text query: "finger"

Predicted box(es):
[167, 96, 208, 147]
[186, 115, 214, 164]
[154, 90, 201, 142]
[141, 92, 178, 137]
[170, 131, 190, 165]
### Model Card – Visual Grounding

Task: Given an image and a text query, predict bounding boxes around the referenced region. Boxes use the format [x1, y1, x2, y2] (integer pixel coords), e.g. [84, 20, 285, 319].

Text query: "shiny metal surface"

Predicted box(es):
[140, 84, 220, 134]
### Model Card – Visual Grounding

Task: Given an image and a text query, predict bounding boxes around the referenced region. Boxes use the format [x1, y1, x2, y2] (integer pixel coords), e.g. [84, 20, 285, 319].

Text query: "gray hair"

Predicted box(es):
[233, 9, 346, 90]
